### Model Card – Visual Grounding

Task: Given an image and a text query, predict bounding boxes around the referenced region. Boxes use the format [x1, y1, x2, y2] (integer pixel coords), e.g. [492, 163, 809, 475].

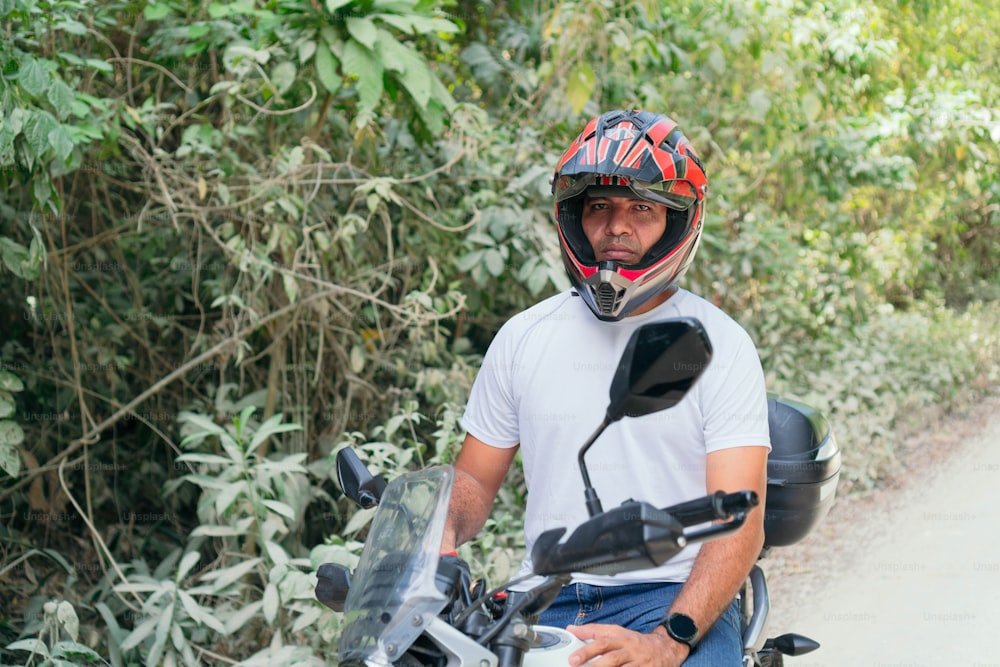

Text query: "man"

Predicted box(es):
[442, 110, 770, 667]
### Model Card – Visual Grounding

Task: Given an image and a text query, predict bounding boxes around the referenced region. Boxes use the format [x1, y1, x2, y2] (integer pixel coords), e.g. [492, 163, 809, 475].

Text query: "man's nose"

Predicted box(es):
[605, 209, 631, 236]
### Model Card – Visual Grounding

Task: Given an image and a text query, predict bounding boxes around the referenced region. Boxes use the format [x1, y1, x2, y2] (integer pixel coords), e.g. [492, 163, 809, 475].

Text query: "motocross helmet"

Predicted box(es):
[553, 110, 708, 321]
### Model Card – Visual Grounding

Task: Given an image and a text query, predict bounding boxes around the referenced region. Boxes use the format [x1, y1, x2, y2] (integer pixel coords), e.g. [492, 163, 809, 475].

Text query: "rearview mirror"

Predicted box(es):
[606, 317, 712, 422]
[335, 448, 387, 509]
[578, 317, 713, 517]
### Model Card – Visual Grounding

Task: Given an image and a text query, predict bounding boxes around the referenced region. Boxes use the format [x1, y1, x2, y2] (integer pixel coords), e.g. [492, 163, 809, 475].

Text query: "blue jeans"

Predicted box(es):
[536, 582, 742, 667]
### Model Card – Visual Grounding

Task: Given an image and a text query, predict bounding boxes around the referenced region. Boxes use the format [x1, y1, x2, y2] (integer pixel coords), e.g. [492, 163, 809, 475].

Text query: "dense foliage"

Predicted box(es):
[1, 0, 998, 664]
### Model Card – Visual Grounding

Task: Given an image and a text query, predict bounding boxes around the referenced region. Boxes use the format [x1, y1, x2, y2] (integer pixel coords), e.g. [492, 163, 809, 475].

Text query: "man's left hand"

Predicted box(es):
[565, 623, 689, 667]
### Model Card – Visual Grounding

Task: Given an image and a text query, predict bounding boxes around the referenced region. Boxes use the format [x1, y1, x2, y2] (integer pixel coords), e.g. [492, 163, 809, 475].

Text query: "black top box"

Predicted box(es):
[763, 396, 842, 548]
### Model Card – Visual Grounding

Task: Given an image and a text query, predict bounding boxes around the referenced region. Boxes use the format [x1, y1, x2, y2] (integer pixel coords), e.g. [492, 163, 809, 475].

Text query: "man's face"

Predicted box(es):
[581, 195, 668, 265]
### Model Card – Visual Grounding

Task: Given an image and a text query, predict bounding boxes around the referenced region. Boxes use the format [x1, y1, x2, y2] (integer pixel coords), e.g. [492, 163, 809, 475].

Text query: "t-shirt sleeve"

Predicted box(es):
[460, 323, 521, 448]
[701, 324, 771, 453]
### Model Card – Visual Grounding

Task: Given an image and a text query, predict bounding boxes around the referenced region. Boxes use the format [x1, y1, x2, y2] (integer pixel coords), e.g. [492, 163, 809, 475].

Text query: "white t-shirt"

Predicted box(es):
[461, 288, 771, 586]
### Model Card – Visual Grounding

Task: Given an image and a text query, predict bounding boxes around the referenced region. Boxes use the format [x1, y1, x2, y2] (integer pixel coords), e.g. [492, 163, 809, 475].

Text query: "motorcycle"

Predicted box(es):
[316, 317, 841, 667]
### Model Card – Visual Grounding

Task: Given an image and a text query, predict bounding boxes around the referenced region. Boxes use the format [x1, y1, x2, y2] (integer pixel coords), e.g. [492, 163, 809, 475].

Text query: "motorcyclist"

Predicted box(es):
[442, 110, 770, 667]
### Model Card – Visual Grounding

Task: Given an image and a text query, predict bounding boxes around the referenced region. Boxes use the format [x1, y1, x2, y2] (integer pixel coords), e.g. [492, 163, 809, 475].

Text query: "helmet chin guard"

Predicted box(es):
[579, 262, 641, 321]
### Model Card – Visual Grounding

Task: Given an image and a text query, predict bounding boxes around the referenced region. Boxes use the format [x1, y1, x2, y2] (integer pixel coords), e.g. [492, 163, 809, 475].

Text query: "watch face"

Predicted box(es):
[668, 613, 698, 642]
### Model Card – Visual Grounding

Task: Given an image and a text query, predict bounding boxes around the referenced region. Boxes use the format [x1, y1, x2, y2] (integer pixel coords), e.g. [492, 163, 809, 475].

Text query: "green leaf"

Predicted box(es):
[150, 602, 173, 667]
[177, 589, 201, 622]
[484, 248, 504, 276]
[144, 3, 172, 20]
[747, 88, 771, 121]
[802, 91, 823, 122]
[325, 0, 353, 10]
[191, 524, 242, 537]
[342, 39, 383, 112]
[0, 371, 24, 392]
[0, 126, 14, 166]
[376, 30, 431, 107]
[264, 540, 290, 565]
[48, 124, 74, 162]
[282, 272, 299, 303]
[178, 412, 227, 437]
[294, 41, 316, 68]
[24, 112, 56, 159]
[343, 506, 374, 533]
[271, 61, 297, 95]
[0, 395, 14, 419]
[291, 605, 321, 633]
[262, 499, 296, 520]
[380, 13, 459, 35]
[222, 599, 263, 635]
[346, 17, 378, 49]
[0, 438, 19, 477]
[175, 452, 232, 465]
[1, 237, 38, 279]
[0, 420, 24, 446]
[566, 62, 595, 114]
[171, 619, 185, 652]
[314, 44, 341, 95]
[177, 590, 226, 633]
[455, 249, 483, 272]
[33, 177, 51, 206]
[466, 232, 495, 246]
[349, 344, 365, 373]
[112, 582, 162, 594]
[46, 80, 75, 119]
[202, 557, 261, 591]
[51, 640, 101, 661]
[176, 551, 201, 581]
[120, 616, 157, 651]
[57, 51, 85, 67]
[6, 639, 49, 657]
[17, 58, 50, 98]
[213, 481, 244, 515]
[56, 601, 80, 641]
[247, 413, 301, 455]
[84, 58, 114, 73]
[262, 583, 279, 624]
[188, 23, 211, 38]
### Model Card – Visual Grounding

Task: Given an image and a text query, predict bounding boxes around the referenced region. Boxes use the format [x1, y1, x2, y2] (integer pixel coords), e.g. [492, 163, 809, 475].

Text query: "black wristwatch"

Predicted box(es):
[661, 612, 699, 653]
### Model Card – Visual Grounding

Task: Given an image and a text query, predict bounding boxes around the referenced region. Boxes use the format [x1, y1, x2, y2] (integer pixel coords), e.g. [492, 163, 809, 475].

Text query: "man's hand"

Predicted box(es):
[565, 624, 689, 667]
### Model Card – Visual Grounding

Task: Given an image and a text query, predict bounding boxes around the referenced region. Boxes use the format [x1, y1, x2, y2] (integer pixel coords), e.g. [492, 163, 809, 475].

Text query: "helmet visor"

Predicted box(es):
[553, 174, 700, 211]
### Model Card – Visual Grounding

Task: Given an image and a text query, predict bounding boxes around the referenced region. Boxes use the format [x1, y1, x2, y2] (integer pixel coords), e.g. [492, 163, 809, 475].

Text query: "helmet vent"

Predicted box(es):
[594, 283, 622, 314]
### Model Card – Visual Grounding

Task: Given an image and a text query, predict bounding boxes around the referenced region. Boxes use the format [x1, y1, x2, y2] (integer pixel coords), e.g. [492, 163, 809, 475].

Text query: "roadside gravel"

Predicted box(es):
[759, 393, 1000, 665]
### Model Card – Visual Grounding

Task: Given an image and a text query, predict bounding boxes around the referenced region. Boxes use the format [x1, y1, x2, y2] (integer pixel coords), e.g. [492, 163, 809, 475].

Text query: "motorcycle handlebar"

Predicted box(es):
[663, 490, 759, 527]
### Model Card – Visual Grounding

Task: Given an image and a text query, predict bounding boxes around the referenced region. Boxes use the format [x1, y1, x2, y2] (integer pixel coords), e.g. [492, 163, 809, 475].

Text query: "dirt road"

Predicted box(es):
[761, 396, 1000, 666]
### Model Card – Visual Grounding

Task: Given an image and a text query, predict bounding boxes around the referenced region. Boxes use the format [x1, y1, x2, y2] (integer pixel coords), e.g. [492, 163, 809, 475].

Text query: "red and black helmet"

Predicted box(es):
[553, 110, 708, 321]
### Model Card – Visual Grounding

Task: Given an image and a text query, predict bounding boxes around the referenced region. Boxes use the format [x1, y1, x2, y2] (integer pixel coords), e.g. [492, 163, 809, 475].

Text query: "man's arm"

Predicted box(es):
[567, 445, 768, 667]
[650, 445, 768, 656]
[441, 433, 519, 552]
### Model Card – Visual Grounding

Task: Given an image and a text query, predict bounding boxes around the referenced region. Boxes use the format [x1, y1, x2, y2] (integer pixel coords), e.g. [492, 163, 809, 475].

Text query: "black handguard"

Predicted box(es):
[437, 553, 473, 608]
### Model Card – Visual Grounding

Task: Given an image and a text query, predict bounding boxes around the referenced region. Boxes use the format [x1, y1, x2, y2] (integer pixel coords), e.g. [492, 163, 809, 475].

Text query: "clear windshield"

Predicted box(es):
[337, 465, 454, 667]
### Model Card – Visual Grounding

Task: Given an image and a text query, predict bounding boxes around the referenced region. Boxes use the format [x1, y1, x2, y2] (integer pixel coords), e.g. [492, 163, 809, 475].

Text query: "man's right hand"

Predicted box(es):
[566, 623, 690, 667]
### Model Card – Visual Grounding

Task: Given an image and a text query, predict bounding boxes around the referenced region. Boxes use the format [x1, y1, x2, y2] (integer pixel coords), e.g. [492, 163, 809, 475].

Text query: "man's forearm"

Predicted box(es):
[664, 515, 764, 638]
[441, 469, 494, 551]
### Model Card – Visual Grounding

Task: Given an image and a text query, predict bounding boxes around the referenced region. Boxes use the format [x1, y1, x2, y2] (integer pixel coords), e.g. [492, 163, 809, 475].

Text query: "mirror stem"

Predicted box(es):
[578, 416, 612, 517]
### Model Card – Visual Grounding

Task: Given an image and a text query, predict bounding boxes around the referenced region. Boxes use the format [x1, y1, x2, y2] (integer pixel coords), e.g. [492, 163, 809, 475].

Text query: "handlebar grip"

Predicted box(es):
[663, 490, 759, 526]
[719, 490, 759, 515]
